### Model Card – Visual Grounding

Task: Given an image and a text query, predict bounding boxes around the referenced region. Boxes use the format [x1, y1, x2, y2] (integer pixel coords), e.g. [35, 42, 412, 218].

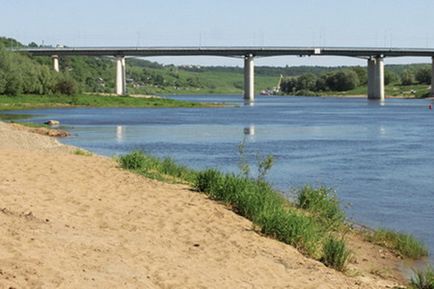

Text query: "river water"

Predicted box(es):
[8, 95, 434, 263]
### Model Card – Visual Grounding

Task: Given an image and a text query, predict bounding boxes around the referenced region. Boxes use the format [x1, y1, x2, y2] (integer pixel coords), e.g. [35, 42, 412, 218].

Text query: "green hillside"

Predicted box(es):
[0, 36, 432, 98]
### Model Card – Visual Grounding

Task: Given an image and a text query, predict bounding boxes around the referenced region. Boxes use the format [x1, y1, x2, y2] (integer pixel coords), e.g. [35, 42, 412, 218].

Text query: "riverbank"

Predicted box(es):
[0, 94, 220, 111]
[0, 121, 421, 288]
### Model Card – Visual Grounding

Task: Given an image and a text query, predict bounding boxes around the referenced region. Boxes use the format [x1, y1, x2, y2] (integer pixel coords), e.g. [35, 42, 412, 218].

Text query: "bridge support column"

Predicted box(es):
[375, 57, 385, 101]
[368, 57, 384, 101]
[52, 55, 59, 72]
[244, 54, 254, 101]
[431, 57, 434, 97]
[116, 56, 126, 95]
[367, 58, 376, 99]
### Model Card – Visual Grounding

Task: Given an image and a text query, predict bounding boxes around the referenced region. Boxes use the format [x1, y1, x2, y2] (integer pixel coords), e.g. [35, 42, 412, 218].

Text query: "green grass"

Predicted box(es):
[126, 66, 280, 95]
[0, 94, 217, 110]
[296, 185, 345, 230]
[410, 267, 434, 289]
[366, 228, 428, 259]
[119, 151, 196, 184]
[321, 237, 351, 271]
[73, 149, 92, 156]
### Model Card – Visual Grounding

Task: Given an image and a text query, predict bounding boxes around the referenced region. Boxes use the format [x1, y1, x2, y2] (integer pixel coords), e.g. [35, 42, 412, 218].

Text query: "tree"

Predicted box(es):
[280, 77, 297, 94]
[296, 73, 317, 91]
[415, 67, 431, 84]
[401, 69, 415, 85]
[352, 67, 367, 85]
[55, 74, 78, 95]
[384, 70, 398, 85]
[325, 70, 359, 91]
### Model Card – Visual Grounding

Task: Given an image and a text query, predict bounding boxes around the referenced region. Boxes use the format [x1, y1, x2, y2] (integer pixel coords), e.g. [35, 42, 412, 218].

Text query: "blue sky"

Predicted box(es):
[2, 0, 434, 66]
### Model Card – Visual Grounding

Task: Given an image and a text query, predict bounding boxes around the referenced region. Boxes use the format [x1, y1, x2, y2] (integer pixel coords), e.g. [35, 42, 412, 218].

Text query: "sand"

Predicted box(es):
[0, 122, 404, 289]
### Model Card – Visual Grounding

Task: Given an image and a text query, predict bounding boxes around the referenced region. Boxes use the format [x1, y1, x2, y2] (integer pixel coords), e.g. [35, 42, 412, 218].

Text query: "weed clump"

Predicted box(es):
[321, 237, 351, 271]
[73, 149, 92, 156]
[119, 151, 148, 170]
[296, 185, 345, 230]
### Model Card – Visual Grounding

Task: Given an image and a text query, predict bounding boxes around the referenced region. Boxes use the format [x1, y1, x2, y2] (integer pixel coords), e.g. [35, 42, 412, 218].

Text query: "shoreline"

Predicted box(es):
[0, 120, 427, 288]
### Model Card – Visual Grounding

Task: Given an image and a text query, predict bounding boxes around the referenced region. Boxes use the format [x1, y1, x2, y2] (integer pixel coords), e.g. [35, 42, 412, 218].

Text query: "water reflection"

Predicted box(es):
[116, 125, 125, 143]
[244, 100, 255, 107]
[367, 99, 385, 107]
[243, 124, 255, 136]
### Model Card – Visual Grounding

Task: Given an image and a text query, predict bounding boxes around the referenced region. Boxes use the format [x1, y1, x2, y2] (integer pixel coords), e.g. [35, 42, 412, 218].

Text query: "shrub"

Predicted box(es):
[321, 237, 351, 271]
[55, 76, 78, 95]
[296, 186, 345, 230]
[410, 267, 434, 289]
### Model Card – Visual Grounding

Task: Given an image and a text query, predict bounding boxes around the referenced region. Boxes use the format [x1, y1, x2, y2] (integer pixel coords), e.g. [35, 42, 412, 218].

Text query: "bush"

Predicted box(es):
[296, 186, 345, 229]
[55, 76, 78, 95]
[321, 237, 351, 271]
[410, 267, 434, 289]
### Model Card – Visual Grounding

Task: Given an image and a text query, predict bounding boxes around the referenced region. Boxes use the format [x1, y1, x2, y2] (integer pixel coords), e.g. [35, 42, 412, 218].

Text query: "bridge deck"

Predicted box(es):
[15, 47, 434, 58]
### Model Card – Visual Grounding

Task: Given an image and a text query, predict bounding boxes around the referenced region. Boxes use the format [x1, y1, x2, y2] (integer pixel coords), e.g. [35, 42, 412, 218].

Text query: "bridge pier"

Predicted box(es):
[116, 56, 126, 95]
[244, 54, 254, 101]
[367, 56, 384, 101]
[375, 57, 385, 101]
[52, 55, 59, 72]
[367, 58, 376, 99]
[431, 57, 434, 97]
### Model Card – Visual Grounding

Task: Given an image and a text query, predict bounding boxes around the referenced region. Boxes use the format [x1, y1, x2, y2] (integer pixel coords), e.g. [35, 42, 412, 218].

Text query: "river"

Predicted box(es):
[9, 95, 434, 263]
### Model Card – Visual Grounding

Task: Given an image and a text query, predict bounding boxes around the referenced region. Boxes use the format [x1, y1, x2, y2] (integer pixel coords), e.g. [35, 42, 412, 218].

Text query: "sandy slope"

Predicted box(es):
[0, 122, 401, 289]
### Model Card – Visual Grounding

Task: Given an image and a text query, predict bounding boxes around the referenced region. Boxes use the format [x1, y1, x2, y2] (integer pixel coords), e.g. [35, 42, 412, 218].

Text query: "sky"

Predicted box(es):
[2, 0, 434, 67]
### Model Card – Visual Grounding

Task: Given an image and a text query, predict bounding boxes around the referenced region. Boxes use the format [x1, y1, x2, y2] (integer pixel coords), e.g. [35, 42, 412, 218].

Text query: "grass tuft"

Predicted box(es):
[119, 151, 196, 183]
[296, 185, 345, 230]
[321, 237, 351, 271]
[73, 149, 92, 156]
[119, 151, 149, 170]
[410, 267, 434, 289]
[366, 229, 428, 259]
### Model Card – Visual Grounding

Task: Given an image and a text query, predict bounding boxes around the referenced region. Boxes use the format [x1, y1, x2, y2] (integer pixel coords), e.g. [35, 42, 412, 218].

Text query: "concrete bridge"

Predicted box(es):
[16, 46, 434, 101]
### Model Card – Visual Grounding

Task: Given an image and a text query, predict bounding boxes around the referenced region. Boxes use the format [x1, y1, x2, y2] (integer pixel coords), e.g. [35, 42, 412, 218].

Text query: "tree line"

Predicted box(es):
[0, 44, 79, 95]
[280, 66, 432, 95]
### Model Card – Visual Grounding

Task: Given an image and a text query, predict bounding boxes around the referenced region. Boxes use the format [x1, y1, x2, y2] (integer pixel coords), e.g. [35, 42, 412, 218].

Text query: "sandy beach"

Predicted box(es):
[0, 121, 406, 289]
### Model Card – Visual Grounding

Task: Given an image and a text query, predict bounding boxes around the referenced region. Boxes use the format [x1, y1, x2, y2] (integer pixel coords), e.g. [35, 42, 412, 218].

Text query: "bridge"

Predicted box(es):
[15, 46, 434, 101]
